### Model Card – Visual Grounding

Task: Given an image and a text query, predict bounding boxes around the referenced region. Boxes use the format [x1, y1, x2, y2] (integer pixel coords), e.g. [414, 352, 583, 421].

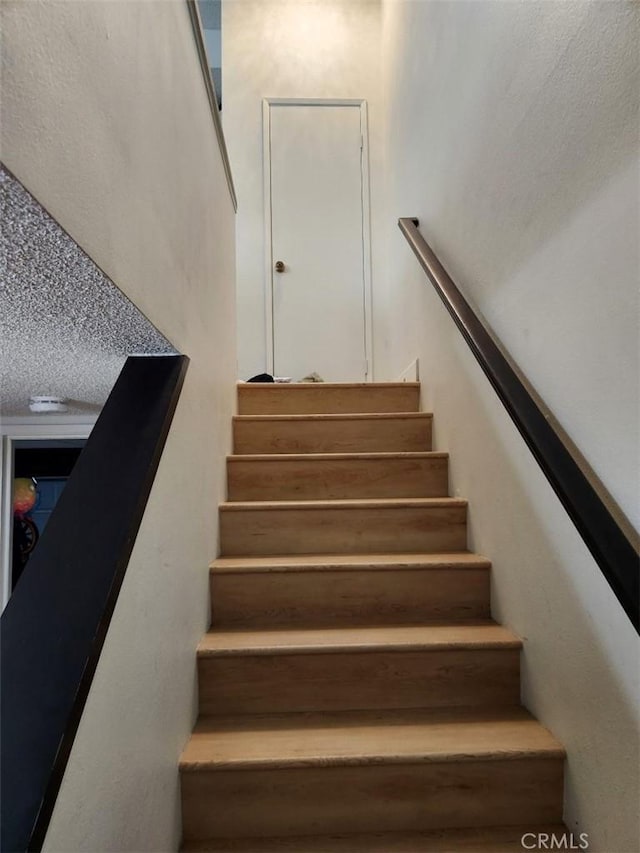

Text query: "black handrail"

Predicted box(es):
[399, 217, 639, 633]
[1, 354, 189, 852]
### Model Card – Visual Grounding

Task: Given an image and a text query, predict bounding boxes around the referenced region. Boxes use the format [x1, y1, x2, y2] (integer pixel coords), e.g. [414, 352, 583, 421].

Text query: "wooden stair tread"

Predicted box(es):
[234, 412, 431, 422]
[180, 379, 567, 844]
[182, 825, 567, 852]
[220, 497, 467, 511]
[210, 552, 491, 573]
[180, 706, 564, 770]
[228, 451, 448, 462]
[236, 382, 421, 389]
[197, 622, 520, 656]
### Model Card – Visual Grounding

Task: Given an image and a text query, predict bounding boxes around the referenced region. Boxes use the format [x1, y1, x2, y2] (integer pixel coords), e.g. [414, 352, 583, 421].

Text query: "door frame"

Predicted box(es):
[262, 97, 374, 380]
[0, 421, 94, 610]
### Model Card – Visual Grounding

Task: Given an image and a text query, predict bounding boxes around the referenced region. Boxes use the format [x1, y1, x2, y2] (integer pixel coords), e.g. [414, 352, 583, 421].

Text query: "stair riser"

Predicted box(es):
[220, 505, 467, 556]
[227, 456, 448, 501]
[237, 384, 421, 415]
[181, 757, 563, 839]
[233, 416, 432, 455]
[198, 648, 520, 715]
[211, 568, 490, 627]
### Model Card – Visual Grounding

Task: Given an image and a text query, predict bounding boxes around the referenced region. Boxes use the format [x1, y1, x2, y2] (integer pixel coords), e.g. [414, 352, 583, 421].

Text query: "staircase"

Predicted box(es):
[180, 382, 566, 852]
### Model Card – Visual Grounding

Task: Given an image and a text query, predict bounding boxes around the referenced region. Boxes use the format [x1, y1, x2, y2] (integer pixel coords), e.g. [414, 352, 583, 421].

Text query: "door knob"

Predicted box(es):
[274, 260, 285, 273]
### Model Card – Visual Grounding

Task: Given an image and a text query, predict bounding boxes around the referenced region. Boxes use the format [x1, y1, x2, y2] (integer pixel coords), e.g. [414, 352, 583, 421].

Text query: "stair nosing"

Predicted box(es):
[197, 642, 521, 657]
[180, 745, 564, 772]
[219, 497, 467, 512]
[180, 708, 565, 772]
[234, 412, 432, 422]
[227, 451, 448, 462]
[237, 382, 420, 389]
[197, 624, 521, 657]
[210, 553, 491, 574]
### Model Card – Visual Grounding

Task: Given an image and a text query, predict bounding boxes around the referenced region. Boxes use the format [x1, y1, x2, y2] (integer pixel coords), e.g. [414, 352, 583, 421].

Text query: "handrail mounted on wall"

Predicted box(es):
[399, 217, 638, 633]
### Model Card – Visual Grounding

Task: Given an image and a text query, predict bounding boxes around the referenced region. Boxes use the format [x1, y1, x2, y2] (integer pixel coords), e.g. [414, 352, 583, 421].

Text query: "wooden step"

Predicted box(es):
[182, 825, 569, 852]
[180, 707, 564, 840]
[233, 413, 432, 455]
[227, 452, 449, 501]
[237, 382, 421, 415]
[219, 497, 467, 556]
[210, 552, 491, 627]
[196, 623, 521, 715]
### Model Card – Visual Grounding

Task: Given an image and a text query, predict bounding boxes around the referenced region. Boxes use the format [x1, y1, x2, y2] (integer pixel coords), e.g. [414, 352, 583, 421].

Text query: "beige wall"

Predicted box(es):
[380, 0, 639, 528]
[1, 1, 237, 850]
[379, 2, 639, 850]
[222, 0, 383, 380]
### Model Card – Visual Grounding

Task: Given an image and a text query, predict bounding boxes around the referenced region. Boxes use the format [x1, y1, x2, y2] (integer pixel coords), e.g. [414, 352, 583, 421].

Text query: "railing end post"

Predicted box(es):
[397, 217, 420, 229]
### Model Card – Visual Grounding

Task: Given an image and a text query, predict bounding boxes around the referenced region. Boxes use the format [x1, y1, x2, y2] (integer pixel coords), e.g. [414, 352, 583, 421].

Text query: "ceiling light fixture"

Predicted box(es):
[29, 396, 69, 413]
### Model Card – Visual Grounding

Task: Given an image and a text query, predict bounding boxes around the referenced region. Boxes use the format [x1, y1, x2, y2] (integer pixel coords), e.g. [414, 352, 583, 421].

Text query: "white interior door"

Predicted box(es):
[267, 101, 370, 382]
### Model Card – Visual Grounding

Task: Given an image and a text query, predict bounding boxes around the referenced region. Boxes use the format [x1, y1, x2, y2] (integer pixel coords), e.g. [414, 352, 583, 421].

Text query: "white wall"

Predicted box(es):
[379, 2, 639, 850]
[222, 0, 383, 380]
[0, 1, 237, 850]
[380, 0, 639, 528]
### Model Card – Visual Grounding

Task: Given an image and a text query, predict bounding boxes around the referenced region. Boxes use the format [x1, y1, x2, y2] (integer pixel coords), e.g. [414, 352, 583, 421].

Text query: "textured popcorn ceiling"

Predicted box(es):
[0, 166, 177, 417]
